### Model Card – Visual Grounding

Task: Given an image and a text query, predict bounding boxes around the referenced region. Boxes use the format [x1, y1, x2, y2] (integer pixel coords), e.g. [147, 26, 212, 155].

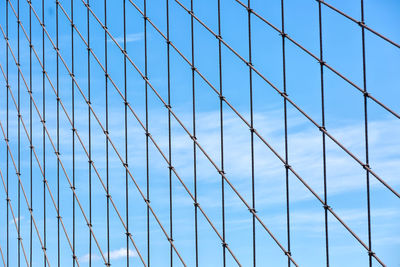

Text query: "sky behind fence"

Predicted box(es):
[0, 0, 399, 266]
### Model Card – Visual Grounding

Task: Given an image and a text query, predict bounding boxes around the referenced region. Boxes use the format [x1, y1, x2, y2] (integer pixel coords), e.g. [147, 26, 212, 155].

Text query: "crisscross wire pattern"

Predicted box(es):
[0, 0, 399, 266]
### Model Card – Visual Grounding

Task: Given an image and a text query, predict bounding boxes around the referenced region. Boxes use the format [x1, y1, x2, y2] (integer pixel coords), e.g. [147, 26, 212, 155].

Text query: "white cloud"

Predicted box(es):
[80, 247, 137, 263]
[109, 33, 144, 44]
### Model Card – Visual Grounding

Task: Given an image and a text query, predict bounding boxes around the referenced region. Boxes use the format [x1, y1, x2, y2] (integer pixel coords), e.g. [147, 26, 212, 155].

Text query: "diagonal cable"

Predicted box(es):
[316, 0, 400, 49]
[233, 0, 400, 120]
[15, 1, 178, 265]
[0, 166, 30, 267]
[105, 0, 389, 264]
[2, 3, 148, 265]
[173, 0, 400, 200]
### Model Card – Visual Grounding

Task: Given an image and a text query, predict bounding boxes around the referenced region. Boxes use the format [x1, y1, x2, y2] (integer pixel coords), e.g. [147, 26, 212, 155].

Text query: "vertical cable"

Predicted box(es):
[87, 0, 92, 266]
[360, 1, 372, 266]
[56, 0, 61, 265]
[104, 0, 110, 265]
[5, 1, 9, 266]
[29, 1, 33, 266]
[123, 0, 129, 265]
[71, 0, 76, 265]
[280, 1, 291, 266]
[42, 0, 47, 266]
[143, 0, 150, 265]
[317, 2, 329, 266]
[246, 1, 256, 266]
[189, 1, 199, 266]
[217, 0, 226, 265]
[166, 0, 173, 265]
[17, 0, 21, 266]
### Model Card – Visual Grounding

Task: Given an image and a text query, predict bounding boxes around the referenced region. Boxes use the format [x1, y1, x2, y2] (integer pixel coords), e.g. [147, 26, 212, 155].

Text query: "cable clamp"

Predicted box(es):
[221, 242, 227, 248]
[87, 223, 92, 227]
[188, 10, 194, 15]
[247, 7, 253, 13]
[16, 63, 21, 67]
[248, 208, 257, 214]
[17, 20, 21, 25]
[284, 163, 291, 169]
[191, 135, 197, 141]
[56, 215, 62, 219]
[165, 104, 172, 109]
[4, 138, 9, 142]
[323, 204, 330, 210]
[86, 100, 91, 105]
[191, 66, 197, 71]
[88, 159, 93, 164]
[249, 127, 255, 133]
[358, 21, 366, 27]
[6, 84, 10, 88]
[55, 151, 61, 156]
[72, 128, 77, 132]
[83, 2, 90, 8]
[29, 44, 33, 48]
[368, 251, 375, 256]
[17, 114, 22, 118]
[218, 170, 225, 175]
[16, 172, 21, 176]
[42, 246, 46, 251]
[280, 91, 288, 97]
[105, 73, 109, 78]
[42, 70, 47, 74]
[103, 130, 109, 135]
[69, 73, 75, 78]
[280, 32, 288, 38]
[43, 179, 48, 184]
[41, 23, 45, 27]
[102, 25, 108, 30]
[318, 59, 326, 66]
[143, 16, 148, 21]
[362, 163, 370, 170]
[168, 165, 174, 171]
[71, 23, 75, 28]
[6, 198, 10, 202]
[216, 35, 222, 40]
[363, 91, 370, 98]
[143, 76, 149, 81]
[285, 251, 291, 256]
[124, 100, 129, 106]
[70, 185, 76, 190]
[246, 61, 253, 67]
[193, 202, 199, 207]
[318, 125, 326, 132]
[168, 237, 174, 242]
[219, 95, 225, 101]
[125, 232, 132, 237]
[17, 237, 22, 241]
[72, 255, 77, 260]
[145, 132, 150, 137]
[29, 208, 33, 212]
[145, 198, 151, 204]
[123, 162, 128, 167]
[54, 47, 59, 52]
[4, 37, 9, 41]
[106, 194, 111, 199]
[166, 40, 171, 45]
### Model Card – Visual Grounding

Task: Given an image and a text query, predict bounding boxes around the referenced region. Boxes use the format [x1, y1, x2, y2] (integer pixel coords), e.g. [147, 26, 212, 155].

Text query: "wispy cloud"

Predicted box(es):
[109, 33, 144, 44]
[79, 247, 137, 263]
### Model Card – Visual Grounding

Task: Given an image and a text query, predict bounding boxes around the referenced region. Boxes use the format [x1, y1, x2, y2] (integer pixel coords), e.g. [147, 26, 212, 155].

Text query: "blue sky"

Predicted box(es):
[0, 0, 399, 266]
